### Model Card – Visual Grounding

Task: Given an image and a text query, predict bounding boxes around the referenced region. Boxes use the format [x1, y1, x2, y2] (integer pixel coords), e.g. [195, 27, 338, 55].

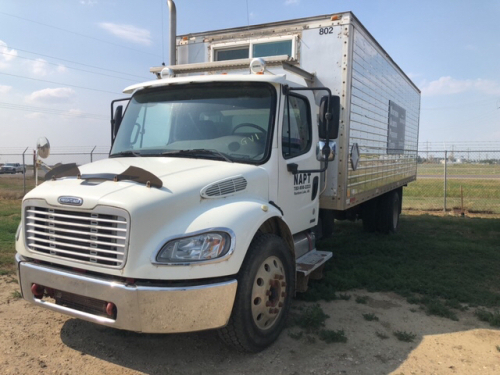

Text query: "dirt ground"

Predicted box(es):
[1, 276, 499, 375]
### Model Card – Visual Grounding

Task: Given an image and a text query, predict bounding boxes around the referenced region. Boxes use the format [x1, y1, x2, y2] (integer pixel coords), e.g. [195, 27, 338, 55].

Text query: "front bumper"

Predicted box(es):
[16, 254, 237, 333]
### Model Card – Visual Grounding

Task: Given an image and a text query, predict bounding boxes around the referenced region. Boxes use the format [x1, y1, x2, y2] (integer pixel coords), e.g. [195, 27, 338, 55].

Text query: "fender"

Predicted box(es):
[126, 197, 291, 280]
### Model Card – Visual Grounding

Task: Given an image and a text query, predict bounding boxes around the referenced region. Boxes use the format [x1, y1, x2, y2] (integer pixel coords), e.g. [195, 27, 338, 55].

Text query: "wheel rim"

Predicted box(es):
[251, 255, 287, 330]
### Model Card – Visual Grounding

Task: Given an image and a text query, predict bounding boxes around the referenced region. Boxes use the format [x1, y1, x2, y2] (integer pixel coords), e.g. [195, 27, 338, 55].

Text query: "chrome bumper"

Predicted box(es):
[16, 254, 237, 333]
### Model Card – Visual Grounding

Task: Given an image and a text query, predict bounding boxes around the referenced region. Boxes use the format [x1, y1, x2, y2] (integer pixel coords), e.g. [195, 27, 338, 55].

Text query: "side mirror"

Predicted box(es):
[112, 105, 123, 141]
[319, 95, 340, 140]
[36, 137, 51, 159]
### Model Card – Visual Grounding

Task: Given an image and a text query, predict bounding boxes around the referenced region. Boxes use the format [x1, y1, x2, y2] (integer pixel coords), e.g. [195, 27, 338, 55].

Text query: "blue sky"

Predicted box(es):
[1, 0, 499, 150]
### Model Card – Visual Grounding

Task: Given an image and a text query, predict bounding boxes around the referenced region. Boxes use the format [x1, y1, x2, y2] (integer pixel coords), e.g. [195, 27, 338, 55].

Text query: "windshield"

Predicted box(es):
[110, 82, 277, 164]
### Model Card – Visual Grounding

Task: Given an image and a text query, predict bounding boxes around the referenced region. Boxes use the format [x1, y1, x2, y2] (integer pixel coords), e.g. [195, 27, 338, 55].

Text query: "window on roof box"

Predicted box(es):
[215, 47, 249, 61]
[253, 40, 292, 58]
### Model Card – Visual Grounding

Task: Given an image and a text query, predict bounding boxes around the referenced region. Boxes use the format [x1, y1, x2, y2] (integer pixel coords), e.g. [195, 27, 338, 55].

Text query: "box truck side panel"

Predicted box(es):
[343, 26, 420, 209]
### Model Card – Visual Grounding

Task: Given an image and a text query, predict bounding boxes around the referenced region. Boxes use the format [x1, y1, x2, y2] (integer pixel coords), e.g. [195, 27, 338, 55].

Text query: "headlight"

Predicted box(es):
[155, 231, 232, 263]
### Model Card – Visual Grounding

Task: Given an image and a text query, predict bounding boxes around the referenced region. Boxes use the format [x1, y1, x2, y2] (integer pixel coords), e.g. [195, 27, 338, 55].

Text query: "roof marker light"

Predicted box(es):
[160, 67, 175, 79]
[250, 58, 266, 74]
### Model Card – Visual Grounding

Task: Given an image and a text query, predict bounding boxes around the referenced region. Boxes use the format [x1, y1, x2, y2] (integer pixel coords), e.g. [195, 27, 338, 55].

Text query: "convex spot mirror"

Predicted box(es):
[37, 137, 50, 159]
[319, 95, 340, 140]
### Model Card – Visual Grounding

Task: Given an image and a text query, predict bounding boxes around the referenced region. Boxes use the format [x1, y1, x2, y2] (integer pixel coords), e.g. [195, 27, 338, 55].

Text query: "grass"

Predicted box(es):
[309, 215, 500, 325]
[362, 313, 379, 321]
[355, 296, 369, 304]
[417, 163, 500, 176]
[393, 330, 417, 342]
[291, 304, 329, 332]
[376, 331, 389, 340]
[318, 329, 347, 343]
[0, 175, 36, 200]
[474, 309, 500, 327]
[404, 179, 500, 214]
[288, 304, 348, 344]
[0, 199, 22, 275]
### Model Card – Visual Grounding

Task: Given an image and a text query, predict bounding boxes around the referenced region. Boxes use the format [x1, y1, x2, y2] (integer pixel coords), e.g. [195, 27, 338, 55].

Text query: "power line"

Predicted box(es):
[3, 45, 151, 80]
[0, 10, 161, 58]
[0, 101, 108, 120]
[0, 72, 122, 95]
[0, 51, 142, 83]
[5, 44, 151, 80]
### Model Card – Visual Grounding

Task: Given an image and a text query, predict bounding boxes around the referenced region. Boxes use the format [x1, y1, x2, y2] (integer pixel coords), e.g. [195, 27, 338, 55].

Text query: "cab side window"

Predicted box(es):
[282, 94, 312, 159]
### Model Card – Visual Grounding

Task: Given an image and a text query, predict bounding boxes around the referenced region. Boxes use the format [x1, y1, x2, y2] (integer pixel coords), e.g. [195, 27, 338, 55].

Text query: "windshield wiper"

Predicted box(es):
[162, 149, 233, 163]
[110, 150, 142, 158]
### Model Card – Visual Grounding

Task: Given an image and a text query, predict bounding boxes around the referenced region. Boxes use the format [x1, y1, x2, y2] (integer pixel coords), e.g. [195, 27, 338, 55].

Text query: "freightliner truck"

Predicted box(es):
[16, 2, 420, 352]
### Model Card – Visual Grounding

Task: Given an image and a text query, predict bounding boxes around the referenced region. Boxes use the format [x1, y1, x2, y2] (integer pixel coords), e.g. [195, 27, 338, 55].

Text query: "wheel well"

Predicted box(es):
[257, 217, 294, 257]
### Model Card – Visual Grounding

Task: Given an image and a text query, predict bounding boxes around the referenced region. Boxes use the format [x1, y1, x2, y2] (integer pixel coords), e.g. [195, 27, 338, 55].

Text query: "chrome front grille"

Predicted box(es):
[25, 205, 129, 269]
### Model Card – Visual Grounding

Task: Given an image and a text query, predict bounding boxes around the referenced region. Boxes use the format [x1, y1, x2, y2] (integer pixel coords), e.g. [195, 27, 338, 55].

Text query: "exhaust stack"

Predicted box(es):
[167, 0, 177, 66]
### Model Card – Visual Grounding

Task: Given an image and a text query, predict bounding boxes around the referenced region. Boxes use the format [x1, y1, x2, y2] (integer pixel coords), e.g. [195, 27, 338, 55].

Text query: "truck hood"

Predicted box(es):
[25, 157, 269, 211]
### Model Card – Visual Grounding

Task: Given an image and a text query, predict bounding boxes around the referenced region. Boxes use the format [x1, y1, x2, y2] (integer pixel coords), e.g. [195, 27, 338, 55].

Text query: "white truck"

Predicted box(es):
[16, 3, 420, 352]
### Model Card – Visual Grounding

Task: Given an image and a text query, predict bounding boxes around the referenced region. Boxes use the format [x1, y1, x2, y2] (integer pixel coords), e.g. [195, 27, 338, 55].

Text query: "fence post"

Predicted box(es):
[90, 146, 96, 163]
[22, 147, 28, 195]
[444, 150, 447, 212]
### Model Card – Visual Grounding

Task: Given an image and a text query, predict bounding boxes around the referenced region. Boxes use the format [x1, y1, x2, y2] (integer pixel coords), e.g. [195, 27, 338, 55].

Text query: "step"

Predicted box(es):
[296, 250, 333, 276]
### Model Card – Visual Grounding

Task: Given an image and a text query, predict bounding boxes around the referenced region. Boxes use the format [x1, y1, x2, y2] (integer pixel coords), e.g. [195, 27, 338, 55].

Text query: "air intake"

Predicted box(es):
[201, 176, 247, 198]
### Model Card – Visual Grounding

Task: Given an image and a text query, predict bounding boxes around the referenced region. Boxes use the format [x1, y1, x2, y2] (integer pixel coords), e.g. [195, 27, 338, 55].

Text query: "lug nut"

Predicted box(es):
[278, 302, 284, 307]
[281, 282, 286, 287]
[281, 292, 287, 298]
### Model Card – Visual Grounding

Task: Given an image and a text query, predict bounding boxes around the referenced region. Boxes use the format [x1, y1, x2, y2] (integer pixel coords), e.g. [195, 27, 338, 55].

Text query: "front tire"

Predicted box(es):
[219, 233, 294, 352]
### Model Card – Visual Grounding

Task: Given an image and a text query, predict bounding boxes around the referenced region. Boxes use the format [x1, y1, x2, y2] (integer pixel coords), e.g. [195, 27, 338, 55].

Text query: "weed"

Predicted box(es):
[355, 296, 369, 304]
[445, 299, 468, 311]
[409, 308, 417, 313]
[292, 304, 329, 332]
[425, 299, 459, 321]
[319, 329, 347, 343]
[362, 313, 379, 321]
[376, 331, 389, 340]
[496, 345, 500, 352]
[10, 290, 22, 299]
[474, 309, 500, 327]
[338, 293, 351, 301]
[306, 335, 316, 344]
[393, 330, 416, 342]
[288, 331, 303, 340]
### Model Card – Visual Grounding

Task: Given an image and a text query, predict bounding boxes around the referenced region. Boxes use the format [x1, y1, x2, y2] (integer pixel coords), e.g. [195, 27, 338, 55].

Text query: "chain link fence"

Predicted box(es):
[1, 147, 499, 215]
[404, 150, 500, 214]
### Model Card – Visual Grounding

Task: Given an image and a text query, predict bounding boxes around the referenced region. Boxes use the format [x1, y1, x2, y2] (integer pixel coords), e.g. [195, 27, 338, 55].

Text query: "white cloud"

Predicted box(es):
[25, 112, 46, 120]
[0, 85, 12, 95]
[80, 0, 97, 5]
[285, 0, 300, 5]
[99, 22, 152, 46]
[26, 88, 76, 104]
[32, 58, 50, 76]
[65, 109, 84, 117]
[420, 76, 500, 96]
[0, 40, 17, 69]
[29, 58, 66, 76]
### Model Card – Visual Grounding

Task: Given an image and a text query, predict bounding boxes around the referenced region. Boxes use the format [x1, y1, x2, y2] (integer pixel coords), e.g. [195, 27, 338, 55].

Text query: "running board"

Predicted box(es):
[296, 250, 332, 276]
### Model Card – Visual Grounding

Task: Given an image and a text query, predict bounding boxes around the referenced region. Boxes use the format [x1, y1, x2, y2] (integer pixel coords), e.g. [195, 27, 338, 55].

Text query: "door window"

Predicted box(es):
[282, 94, 312, 159]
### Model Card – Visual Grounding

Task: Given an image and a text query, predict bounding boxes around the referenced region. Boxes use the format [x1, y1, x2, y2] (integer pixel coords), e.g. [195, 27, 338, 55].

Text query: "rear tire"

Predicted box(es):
[218, 233, 294, 352]
[362, 199, 378, 232]
[377, 190, 400, 233]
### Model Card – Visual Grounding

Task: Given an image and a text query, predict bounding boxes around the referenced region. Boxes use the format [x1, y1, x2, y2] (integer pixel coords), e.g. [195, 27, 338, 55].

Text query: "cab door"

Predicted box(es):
[276, 92, 320, 235]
